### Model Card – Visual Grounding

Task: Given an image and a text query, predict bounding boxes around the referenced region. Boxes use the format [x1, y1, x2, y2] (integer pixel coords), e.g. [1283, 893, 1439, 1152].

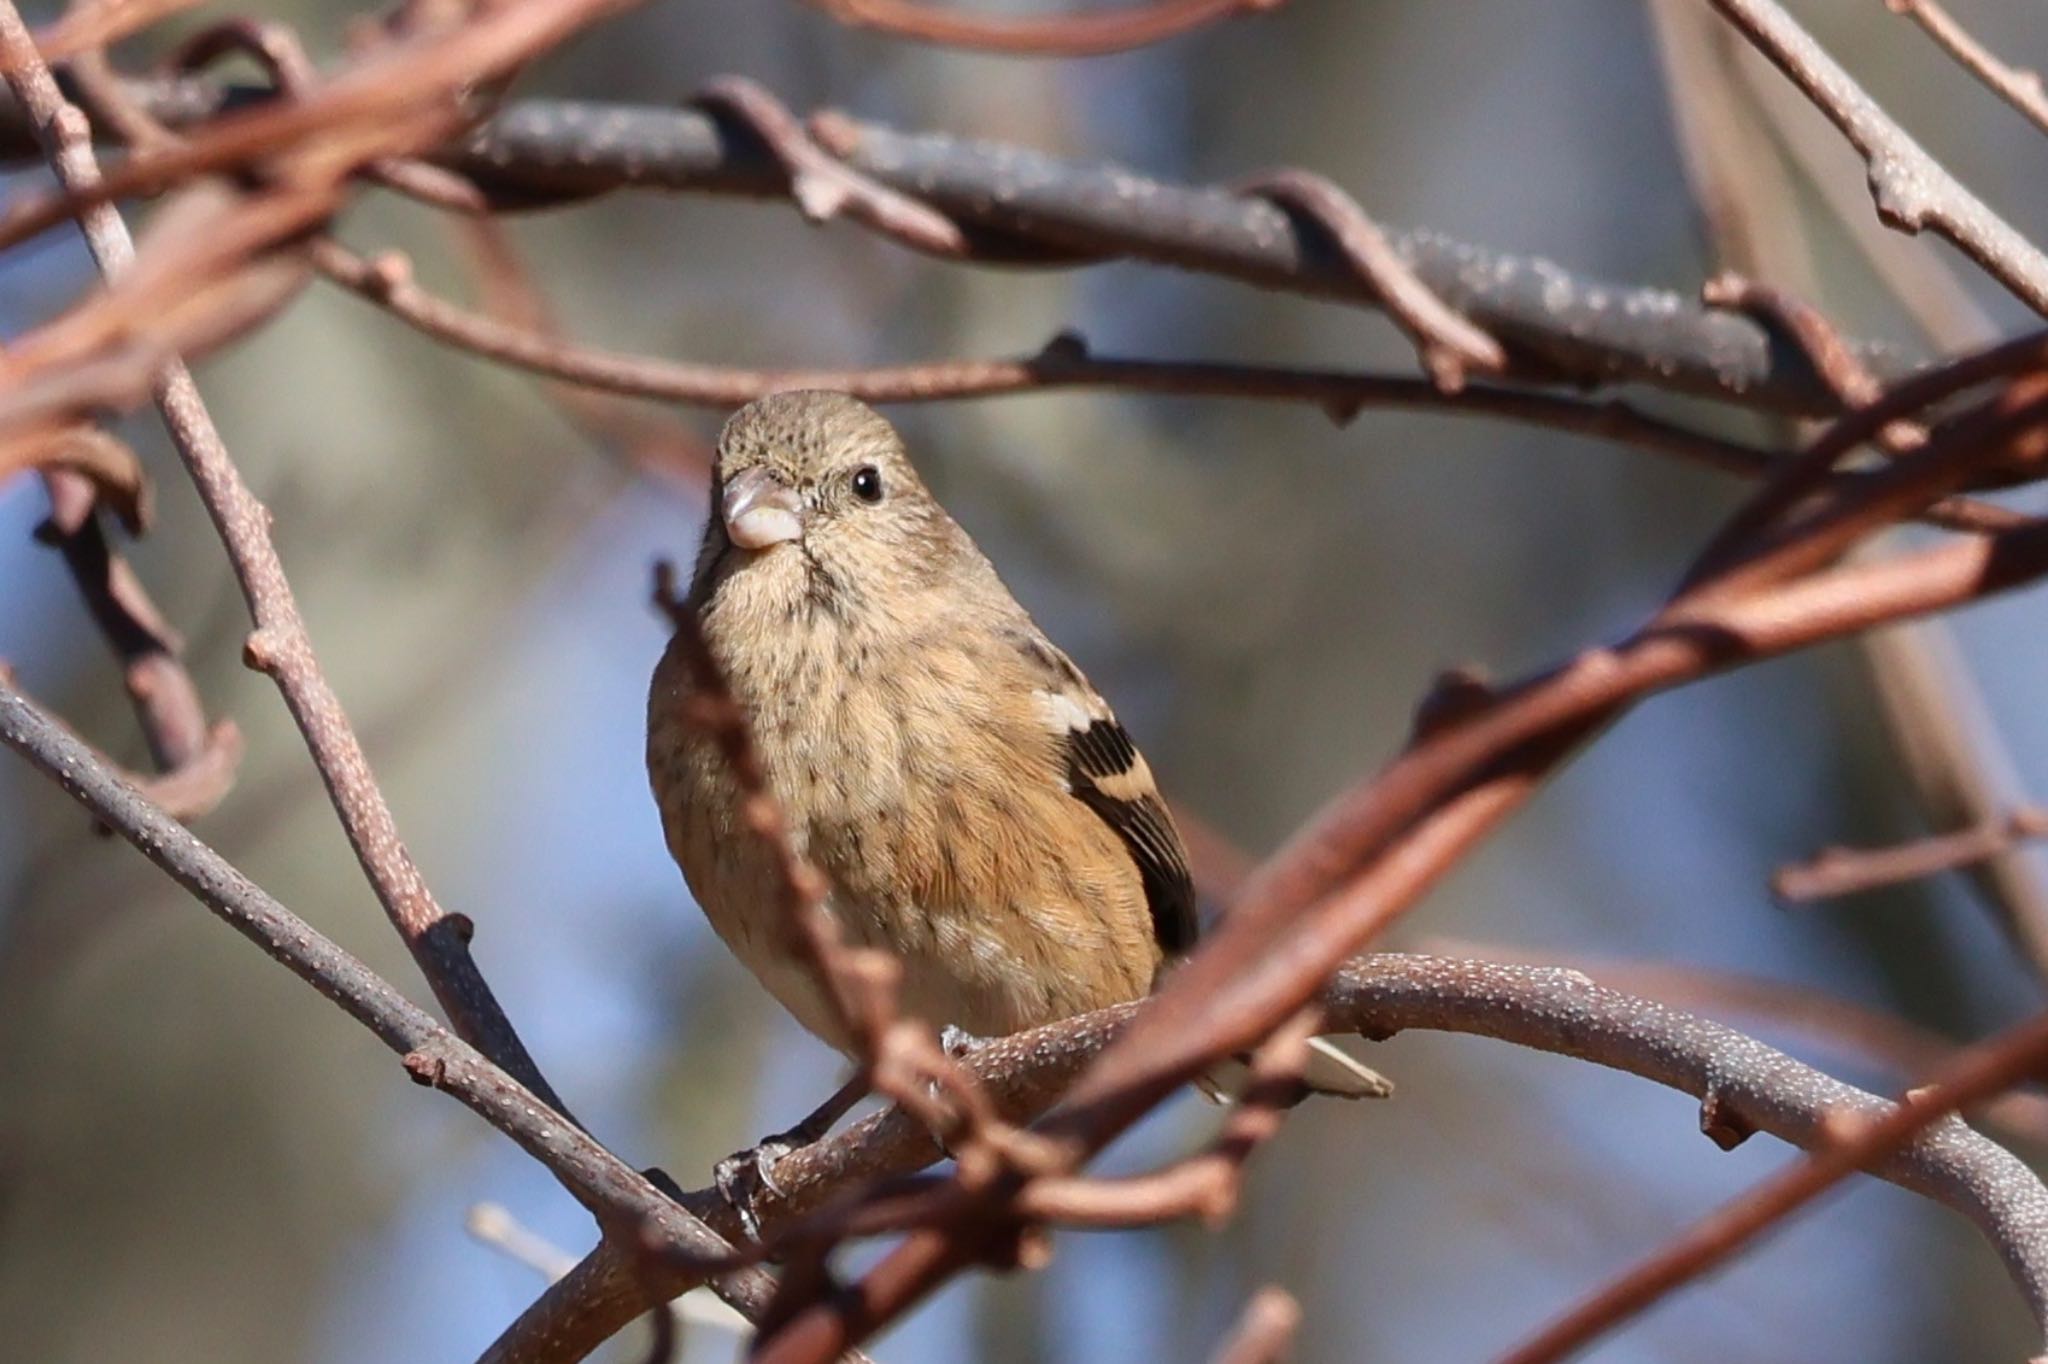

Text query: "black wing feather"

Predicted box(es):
[1063, 718, 1199, 956]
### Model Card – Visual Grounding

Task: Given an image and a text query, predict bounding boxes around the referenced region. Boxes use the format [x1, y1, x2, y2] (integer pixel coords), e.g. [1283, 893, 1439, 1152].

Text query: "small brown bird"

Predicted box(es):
[647, 391, 1389, 1129]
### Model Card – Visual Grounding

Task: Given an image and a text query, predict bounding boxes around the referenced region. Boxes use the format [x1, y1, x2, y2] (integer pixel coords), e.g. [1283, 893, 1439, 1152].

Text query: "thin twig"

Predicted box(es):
[1776, 807, 2048, 903]
[1660, 5, 2048, 988]
[1206, 1287, 1301, 1364]
[1496, 1001, 2048, 1363]
[1236, 169, 1505, 391]
[305, 234, 2026, 535]
[803, 0, 1281, 56]
[35, 464, 243, 819]
[691, 76, 967, 258]
[0, 0, 573, 1116]
[1886, 0, 2048, 139]
[0, 671, 776, 1308]
[1704, 0, 2048, 314]
[488, 954, 2048, 1364]
[0, 75, 1909, 412]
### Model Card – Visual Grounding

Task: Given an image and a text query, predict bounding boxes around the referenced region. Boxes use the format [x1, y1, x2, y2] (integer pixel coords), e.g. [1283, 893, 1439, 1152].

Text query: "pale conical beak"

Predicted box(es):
[722, 467, 804, 549]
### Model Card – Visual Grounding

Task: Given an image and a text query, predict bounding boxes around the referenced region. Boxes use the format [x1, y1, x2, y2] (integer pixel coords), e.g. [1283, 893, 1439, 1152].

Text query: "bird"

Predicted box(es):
[647, 390, 1389, 1162]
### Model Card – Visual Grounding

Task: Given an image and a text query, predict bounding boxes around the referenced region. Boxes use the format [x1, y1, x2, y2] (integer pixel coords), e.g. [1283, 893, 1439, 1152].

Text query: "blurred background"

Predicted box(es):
[6, 1, 2048, 1359]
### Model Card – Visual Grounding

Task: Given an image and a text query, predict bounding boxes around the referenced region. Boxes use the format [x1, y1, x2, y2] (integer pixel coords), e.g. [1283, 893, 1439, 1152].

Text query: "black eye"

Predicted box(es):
[850, 465, 884, 503]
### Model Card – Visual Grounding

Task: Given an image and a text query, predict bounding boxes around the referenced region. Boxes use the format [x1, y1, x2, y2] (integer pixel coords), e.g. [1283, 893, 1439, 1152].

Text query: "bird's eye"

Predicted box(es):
[850, 465, 884, 503]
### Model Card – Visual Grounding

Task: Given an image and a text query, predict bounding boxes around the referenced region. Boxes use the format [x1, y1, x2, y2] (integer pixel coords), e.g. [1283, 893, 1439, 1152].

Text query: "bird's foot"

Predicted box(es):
[713, 1137, 797, 1243]
[939, 1024, 990, 1059]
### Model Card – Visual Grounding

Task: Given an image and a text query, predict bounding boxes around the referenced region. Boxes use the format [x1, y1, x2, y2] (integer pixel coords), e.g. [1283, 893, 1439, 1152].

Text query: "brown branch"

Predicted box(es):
[307, 234, 2034, 536]
[0, 76, 1911, 413]
[691, 76, 967, 258]
[0, 0, 571, 1120]
[490, 954, 2048, 1364]
[1886, 0, 2048, 139]
[4, 423, 145, 524]
[20, 0, 202, 66]
[1235, 169, 1506, 390]
[803, 0, 1280, 55]
[1660, 14, 2048, 989]
[1497, 1001, 2048, 1363]
[0, 179, 327, 447]
[755, 331, 2048, 1362]
[0, 671, 779, 1316]
[1704, 0, 2048, 314]
[1008, 1011, 1315, 1230]
[35, 461, 243, 819]
[0, 0, 640, 261]
[1207, 1287, 1301, 1364]
[1776, 806, 2048, 903]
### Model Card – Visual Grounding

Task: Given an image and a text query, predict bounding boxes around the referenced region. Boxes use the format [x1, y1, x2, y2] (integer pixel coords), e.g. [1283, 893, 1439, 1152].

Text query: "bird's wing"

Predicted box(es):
[1013, 631, 1199, 957]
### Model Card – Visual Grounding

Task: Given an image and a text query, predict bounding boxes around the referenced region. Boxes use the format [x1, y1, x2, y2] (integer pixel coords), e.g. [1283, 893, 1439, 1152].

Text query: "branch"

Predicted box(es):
[0, 74, 1915, 413]
[308, 234, 2037, 537]
[1206, 1287, 1300, 1364]
[1886, 0, 2048, 140]
[758, 329, 2048, 1360]
[1499, 996, 2048, 1363]
[482, 954, 2048, 1364]
[308, 236, 1789, 466]
[1705, 0, 2048, 313]
[0, 0, 566, 1115]
[0, 671, 778, 1314]
[801, 0, 1280, 55]
[1776, 805, 2048, 902]
[34, 466, 243, 818]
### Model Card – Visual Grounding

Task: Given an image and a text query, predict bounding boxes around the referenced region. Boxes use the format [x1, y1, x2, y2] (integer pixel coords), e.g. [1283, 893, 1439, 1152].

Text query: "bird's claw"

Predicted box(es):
[713, 1137, 796, 1242]
[939, 1024, 989, 1059]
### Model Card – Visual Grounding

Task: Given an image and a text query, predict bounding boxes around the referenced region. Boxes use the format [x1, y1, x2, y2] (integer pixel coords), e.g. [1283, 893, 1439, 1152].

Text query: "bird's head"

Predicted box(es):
[700, 391, 965, 607]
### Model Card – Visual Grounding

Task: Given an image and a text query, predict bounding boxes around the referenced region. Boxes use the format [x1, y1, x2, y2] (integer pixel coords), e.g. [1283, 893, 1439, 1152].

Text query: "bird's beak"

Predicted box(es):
[722, 467, 805, 549]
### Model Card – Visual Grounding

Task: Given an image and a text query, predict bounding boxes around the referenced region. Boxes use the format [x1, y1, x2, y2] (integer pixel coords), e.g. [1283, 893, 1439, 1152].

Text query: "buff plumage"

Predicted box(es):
[647, 390, 1387, 1099]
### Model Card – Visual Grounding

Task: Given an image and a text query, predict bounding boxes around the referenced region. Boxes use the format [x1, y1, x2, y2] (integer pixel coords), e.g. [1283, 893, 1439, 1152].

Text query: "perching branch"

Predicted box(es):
[0, 670, 779, 1316]
[481, 955, 2048, 1364]
[752, 318, 2048, 1364]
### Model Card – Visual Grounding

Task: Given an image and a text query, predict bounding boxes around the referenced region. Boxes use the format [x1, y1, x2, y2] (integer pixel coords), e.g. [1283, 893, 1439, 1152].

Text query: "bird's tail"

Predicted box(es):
[1201, 1037, 1393, 1102]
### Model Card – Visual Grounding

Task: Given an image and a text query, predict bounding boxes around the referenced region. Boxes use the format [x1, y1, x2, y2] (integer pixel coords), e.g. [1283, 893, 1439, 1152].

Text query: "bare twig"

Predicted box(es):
[0, 76, 1908, 412]
[19, 0, 202, 66]
[488, 954, 2048, 1364]
[1704, 0, 2048, 314]
[1207, 1287, 1301, 1364]
[35, 464, 243, 819]
[0, 672, 776, 1309]
[1660, 2, 2048, 988]
[1886, 0, 2048, 139]
[803, 0, 1281, 56]
[691, 76, 967, 258]
[0, 0, 570, 1119]
[1776, 806, 2048, 903]
[4, 423, 146, 523]
[1497, 1002, 2048, 1363]
[311, 236, 1995, 524]
[1235, 169, 1505, 390]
